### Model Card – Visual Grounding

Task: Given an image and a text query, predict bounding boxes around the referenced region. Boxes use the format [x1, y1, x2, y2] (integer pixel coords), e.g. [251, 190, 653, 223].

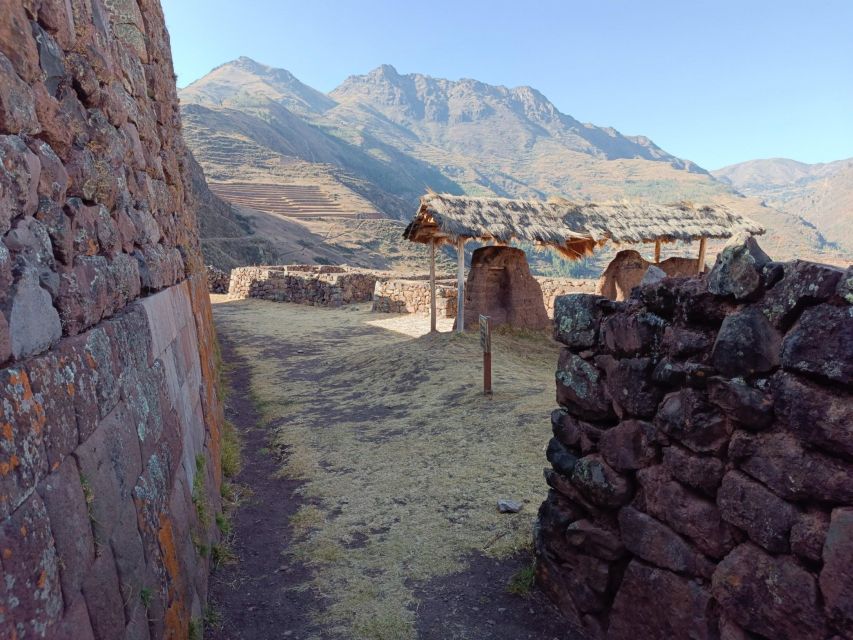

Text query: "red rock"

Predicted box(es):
[820, 507, 853, 635]
[597, 356, 662, 419]
[618, 506, 714, 577]
[0, 52, 39, 135]
[661, 325, 712, 358]
[556, 349, 615, 422]
[571, 454, 632, 508]
[544, 468, 604, 517]
[712, 543, 827, 640]
[761, 260, 843, 328]
[546, 437, 578, 476]
[608, 560, 717, 640]
[80, 546, 126, 640]
[38, 0, 77, 50]
[599, 419, 657, 471]
[655, 388, 730, 454]
[553, 293, 604, 348]
[717, 470, 799, 553]
[729, 430, 853, 503]
[662, 443, 724, 495]
[0, 0, 41, 83]
[711, 307, 782, 377]
[707, 376, 773, 430]
[772, 371, 853, 459]
[37, 456, 96, 604]
[791, 509, 830, 563]
[0, 134, 41, 233]
[600, 311, 666, 357]
[637, 465, 736, 559]
[458, 246, 549, 331]
[781, 304, 853, 387]
[0, 494, 63, 637]
[564, 517, 625, 561]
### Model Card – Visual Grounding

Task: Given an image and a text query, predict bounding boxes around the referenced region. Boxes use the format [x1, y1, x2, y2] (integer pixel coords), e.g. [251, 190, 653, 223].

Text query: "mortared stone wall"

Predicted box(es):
[0, 0, 224, 638]
[537, 238, 853, 639]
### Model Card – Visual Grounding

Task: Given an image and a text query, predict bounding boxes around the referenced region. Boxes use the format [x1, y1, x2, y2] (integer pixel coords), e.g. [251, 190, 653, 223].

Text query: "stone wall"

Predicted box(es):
[536, 277, 597, 317]
[372, 278, 458, 317]
[0, 1, 224, 638]
[206, 264, 228, 294]
[536, 239, 853, 639]
[228, 265, 378, 306]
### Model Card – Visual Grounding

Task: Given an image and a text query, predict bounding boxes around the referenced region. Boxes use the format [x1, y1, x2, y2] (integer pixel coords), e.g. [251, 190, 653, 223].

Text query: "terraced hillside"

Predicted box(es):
[209, 183, 382, 218]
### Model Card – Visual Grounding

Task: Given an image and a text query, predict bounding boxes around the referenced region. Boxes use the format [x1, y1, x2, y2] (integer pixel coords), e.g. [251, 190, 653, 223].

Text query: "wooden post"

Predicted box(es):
[429, 238, 436, 333]
[654, 239, 661, 264]
[697, 237, 707, 274]
[456, 237, 465, 333]
[480, 315, 492, 395]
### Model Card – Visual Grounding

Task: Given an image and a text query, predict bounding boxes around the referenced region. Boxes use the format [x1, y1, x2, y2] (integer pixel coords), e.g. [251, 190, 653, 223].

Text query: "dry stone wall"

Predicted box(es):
[228, 265, 377, 306]
[372, 278, 457, 317]
[0, 1, 224, 638]
[537, 239, 853, 639]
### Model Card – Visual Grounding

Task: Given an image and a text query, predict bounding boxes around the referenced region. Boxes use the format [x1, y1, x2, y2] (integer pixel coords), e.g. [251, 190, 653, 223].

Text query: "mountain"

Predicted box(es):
[713, 158, 853, 254]
[181, 58, 843, 269]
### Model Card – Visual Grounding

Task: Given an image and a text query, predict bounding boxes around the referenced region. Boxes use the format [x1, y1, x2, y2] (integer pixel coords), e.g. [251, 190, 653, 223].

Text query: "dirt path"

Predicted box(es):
[207, 297, 584, 640]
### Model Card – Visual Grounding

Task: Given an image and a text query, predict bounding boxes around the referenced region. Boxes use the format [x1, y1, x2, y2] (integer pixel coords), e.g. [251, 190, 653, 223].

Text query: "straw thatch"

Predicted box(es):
[403, 193, 765, 259]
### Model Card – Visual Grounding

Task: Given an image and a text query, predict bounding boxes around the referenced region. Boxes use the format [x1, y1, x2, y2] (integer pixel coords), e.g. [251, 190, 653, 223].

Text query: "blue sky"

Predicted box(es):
[161, 0, 852, 170]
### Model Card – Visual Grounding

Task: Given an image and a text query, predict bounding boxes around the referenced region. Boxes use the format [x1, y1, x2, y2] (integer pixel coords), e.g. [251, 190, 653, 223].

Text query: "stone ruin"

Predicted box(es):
[457, 246, 551, 331]
[0, 1, 224, 638]
[596, 249, 699, 301]
[372, 276, 458, 317]
[537, 238, 853, 639]
[206, 264, 229, 293]
[227, 264, 378, 306]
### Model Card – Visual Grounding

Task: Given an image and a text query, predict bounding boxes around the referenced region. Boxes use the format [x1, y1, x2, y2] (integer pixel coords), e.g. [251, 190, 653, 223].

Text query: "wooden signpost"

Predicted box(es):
[480, 314, 492, 395]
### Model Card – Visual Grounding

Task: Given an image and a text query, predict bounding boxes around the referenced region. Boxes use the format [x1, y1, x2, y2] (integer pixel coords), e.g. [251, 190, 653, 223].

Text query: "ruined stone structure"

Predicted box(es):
[0, 1, 224, 638]
[372, 277, 458, 316]
[227, 265, 378, 306]
[597, 249, 699, 301]
[536, 277, 597, 317]
[538, 239, 853, 639]
[205, 264, 228, 294]
[458, 246, 550, 331]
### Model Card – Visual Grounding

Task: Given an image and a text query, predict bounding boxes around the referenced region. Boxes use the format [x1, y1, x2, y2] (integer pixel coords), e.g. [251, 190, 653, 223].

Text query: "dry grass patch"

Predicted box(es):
[211, 298, 558, 640]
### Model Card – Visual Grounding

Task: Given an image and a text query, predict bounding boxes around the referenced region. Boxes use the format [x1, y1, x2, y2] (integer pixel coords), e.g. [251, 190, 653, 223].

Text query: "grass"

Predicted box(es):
[221, 419, 242, 479]
[192, 454, 209, 527]
[506, 562, 536, 596]
[140, 587, 153, 609]
[211, 299, 559, 640]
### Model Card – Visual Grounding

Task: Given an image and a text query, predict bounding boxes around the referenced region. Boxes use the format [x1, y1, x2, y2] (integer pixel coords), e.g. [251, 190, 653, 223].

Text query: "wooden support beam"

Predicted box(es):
[697, 237, 707, 274]
[456, 237, 465, 333]
[429, 239, 436, 333]
[654, 239, 661, 264]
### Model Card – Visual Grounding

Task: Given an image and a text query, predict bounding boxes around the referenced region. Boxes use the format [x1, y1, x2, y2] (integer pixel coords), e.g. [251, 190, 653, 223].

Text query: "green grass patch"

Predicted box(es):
[506, 562, 536, 596]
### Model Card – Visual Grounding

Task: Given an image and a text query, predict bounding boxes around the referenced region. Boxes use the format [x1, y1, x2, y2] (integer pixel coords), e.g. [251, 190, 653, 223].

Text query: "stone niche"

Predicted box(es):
[456, 246, 550, 331]
[537, 239, 853, 640]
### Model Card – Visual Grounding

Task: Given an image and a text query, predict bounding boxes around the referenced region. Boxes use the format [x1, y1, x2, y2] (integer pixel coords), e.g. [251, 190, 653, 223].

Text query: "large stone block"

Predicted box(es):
[661, 443, 724, 496]
[820, 507, 853, 636]
[596, 356, 662, 419]
[608, 560, 717, 640]
[791, 509, 829, 563]
[0, 52, 39, 136]
[655, 388, 730, 455]
[564, 517, 625, 562]
[553, 293, 604, 349]
[599, 311, 667, 357]
[781, 304, 853, 387]
[0, 367, 48, 520]
[24, 351, 80, 470]
[9, 269, 62, 360]
[717, 470, 799, 553]
[637, 465, 736, 559]
[761, 260, 843, 328]
[571, 454, 632, 508]
[37, 456, 96, 604]
[711, 307, 781, 377]
[707, 376, 773, 430]
[618, 506, 714, 577]
[729, 431, 853, 503]
[713, 543, 827, 640]
[0, 493, 63, 639]
[707, 237, 771, 301]
[598, 419, 657, 471]
[555, 350, 615, 422]
[772, 371, 853, 459]
[0, 134, 40, 235]
[80, 546, 126, 640]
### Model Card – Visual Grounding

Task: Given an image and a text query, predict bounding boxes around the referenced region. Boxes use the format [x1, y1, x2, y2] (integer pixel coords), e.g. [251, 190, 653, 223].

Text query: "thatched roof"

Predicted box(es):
[403, 193, 765, 259]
